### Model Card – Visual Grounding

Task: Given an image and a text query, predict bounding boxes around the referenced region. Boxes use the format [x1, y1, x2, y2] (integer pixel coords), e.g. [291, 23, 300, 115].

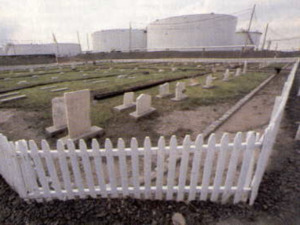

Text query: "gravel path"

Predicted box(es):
[0, 70, 299, 225]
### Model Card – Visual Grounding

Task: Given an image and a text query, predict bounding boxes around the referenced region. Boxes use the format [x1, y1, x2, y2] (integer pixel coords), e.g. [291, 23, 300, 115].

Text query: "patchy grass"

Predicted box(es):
[0, 61, 269, 143]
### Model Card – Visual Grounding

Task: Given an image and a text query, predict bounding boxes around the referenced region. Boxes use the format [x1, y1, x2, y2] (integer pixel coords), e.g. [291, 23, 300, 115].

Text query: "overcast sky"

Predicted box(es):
[1, 0, 299, 50]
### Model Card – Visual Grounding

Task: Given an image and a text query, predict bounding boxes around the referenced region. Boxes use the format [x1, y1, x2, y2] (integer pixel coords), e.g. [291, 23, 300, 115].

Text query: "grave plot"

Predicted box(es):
[0, 61, 274, 145]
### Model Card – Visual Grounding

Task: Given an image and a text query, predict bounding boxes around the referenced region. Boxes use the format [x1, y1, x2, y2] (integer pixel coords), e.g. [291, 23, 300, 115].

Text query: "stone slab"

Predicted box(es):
[45, 125, 67, 136]
[0, 92, 20, 99]
[129, 108, 156, 119]
[40, 85, 58, 90]
[51, 88, 69, 92]
[59, 126, 104, 145]
[156, 93, 172, 98]
[0, 95, 27, 103]
[171, 95, 188, 102]
[114, 103, 136, 111]
[202, 85, 215, 89]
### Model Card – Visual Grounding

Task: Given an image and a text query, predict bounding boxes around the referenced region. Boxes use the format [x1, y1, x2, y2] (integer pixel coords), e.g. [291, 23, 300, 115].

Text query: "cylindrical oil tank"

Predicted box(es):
[234, 31, 262, 50]
[147, 13, 238, 51]
[92, 29, 147, 52]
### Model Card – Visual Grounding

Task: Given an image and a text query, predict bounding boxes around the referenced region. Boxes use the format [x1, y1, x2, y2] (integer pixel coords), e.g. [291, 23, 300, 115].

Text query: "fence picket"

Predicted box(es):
[243, 133, 259, 202]
[79, 140, 96, 198]
[144, 137, 152, 199]
[17, 140, 40, 198]
[188, 134, 203, 201]
[67, 140, 86, 198]
[42, 140, 63, 199]
[91, 139, 107, 198]
[0, 135, 9, 180]
[249, 126, 274, 205]
[221, 132, 243, 203]
[131, 138, 140, 199]
[29, 140, 51, 199]
[118, 138, 129, 197]
[57, 140, 74, 199]
[166, 136, 178, 200]
[155, 136, 166, 200]
[177, 135, 191, 201]
[105, 139, 118, 198]
[200, 134, 216, 201]
[7, 141, 27, 198]
[211, 133, 229, 202]
[234, 132, 256, 203]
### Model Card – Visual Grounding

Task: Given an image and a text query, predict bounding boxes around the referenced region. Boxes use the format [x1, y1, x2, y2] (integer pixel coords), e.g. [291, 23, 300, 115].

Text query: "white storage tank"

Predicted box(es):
[5, 43, 81, 57]
[234, 30, 262, 50]
[92, 29, 147, 52]
[147, 13, 238, 51]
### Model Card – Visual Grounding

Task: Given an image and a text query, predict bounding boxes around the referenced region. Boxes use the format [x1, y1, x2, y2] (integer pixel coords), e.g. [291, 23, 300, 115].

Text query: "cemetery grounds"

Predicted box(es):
[0, 60, 298, 224]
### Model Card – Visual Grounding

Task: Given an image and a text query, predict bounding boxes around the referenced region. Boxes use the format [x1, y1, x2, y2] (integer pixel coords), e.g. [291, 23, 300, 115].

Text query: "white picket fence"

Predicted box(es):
[0, 59, 299, 204]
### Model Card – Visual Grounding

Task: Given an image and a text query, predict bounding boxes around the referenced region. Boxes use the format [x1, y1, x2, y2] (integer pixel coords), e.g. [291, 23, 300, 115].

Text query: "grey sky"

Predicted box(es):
[1, 0, 299, 50]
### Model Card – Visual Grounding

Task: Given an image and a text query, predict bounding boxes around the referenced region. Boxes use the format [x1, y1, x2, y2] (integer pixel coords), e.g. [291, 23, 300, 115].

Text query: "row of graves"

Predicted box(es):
[45, 61, 249, 142]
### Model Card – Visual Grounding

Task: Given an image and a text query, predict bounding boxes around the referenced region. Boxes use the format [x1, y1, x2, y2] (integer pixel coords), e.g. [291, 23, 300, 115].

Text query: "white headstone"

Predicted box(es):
[157, 83, 171, 98]
[223, 69, 230, 81]
[171, 67, 177, 72]
[158, 69, 164, 73]
[171, 82, 187, 101]
[29, 68, 34, 73]
[203, 75, 213, 89]
[60, 89, 103, 142]
[46, 97, 67, 135]
[114, 92, 136, 111]
[130, 94, 156, 119]
[235, 68, 241, 77]
[242, 61, 247, 74]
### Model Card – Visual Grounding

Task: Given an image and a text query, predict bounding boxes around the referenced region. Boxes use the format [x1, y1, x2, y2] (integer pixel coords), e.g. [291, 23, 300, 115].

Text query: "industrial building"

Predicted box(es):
[3, 43, 81, 57]
[92, 13, 262, 53]
[92, 29, 147, 52]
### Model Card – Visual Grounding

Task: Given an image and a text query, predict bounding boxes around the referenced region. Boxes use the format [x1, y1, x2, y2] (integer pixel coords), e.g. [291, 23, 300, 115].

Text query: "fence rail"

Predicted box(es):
[0, 58, 299, 205]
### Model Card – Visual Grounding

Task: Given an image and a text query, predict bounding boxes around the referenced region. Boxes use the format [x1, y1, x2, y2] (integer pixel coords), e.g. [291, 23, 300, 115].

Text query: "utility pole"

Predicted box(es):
[267, 40, 272, 50]
[261, 23, 269, 50]
[86, 33, 90, 51]
[242, 4, 256, 52]
[77, 31, 82, 53]
[129, 22, 132, 52]
[52, 33, 59, 64]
